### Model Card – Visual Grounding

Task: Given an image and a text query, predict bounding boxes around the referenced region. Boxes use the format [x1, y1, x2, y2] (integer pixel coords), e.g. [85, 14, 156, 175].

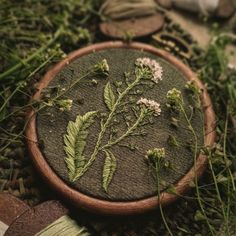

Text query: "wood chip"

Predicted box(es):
[99, 14, 165, 39]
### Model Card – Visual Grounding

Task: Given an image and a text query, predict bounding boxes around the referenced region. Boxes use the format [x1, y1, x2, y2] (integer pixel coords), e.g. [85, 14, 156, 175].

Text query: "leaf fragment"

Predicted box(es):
[104, 82, 116, 111]
[102, 150, 117, 192]
[64, 111, 97, 181]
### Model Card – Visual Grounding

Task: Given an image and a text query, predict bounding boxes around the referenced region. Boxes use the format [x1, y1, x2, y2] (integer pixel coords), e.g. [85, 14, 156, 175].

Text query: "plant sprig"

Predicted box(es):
[63, 57, 163, 192]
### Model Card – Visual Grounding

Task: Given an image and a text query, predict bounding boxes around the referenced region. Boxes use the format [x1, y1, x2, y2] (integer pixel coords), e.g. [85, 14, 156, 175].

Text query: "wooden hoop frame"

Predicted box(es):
[26, 41, 216, 215]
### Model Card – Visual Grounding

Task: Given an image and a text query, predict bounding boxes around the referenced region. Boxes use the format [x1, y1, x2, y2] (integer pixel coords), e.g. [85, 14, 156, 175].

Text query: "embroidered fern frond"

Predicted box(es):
[64, 111, 98, 181]
[102, 150, 117, 192]
[104, 82, 116, 111]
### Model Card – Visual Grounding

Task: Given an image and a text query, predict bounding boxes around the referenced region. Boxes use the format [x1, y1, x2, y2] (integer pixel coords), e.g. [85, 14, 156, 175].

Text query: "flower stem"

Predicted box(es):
[155, 162, 173, 236]
[0, 25, 64, 81]
[101, 109, 145, 150]
[76, 75, 141, 178]
[208, 151, 230, 236]
[38, 70, 94, 111]
[180, 104, 215, 235]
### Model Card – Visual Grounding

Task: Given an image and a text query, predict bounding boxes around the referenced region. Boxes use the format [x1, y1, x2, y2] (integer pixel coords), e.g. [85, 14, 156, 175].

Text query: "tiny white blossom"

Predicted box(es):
[146, 147, 165, 162]
[94, 59, 109, 75]
[166, 88, 183, 111]
[136, 57, 163, 83]
[56, 99, 73, 111]
[101, 59, 109, 73]
[137, 97, 161, 116]
[166, 88, 182, 103]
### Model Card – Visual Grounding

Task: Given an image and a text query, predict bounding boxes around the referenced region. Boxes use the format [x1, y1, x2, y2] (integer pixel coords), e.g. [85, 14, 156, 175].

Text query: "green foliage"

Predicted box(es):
[64, 111, 97, 181]
[102, 150, 117, 192]
[199, 35, 236, 117]
[72, 61, 158, 191]
[0, 0, 99, 85]
[167, 135, 180, 147]
[1, 2, 236, 234]
[104, 82, 116, 111]
[194, 210, 206, 222]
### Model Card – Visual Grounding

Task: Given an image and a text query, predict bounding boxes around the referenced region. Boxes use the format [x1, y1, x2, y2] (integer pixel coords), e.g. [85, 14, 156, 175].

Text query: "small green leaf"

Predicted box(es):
[102, 150, 117, 192]
[165, 185, 177, 195]
[167, 135, 180, 147]
[64, 111, 97, 181]
[104, 82, 115, 111]
[194, 210, 206, 221]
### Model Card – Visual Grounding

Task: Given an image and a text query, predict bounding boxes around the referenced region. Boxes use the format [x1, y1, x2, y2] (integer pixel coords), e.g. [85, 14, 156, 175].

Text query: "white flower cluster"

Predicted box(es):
[94, 59, 109, 75]
[137, 97, 161, 116]
[166, 88, 182, 103]
[136, 57, 163, 83]
[101, 59, 109, 73]
[146, 147, 165, 162]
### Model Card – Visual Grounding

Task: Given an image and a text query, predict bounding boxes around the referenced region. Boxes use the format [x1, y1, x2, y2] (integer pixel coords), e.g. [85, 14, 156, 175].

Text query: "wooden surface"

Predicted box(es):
[0, 193, 29, 226]
[100, 14, 164, 38]
[5, 201, 68, 236]
[25, 41, 216, 215]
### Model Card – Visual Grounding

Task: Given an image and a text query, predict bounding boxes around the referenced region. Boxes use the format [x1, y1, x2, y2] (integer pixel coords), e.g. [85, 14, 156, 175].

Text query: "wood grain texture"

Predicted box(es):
[5, 201, 68, 236]
[0, 193, 29, 225]
[25, 41, 216, 215]
[99, 14, 164, 38]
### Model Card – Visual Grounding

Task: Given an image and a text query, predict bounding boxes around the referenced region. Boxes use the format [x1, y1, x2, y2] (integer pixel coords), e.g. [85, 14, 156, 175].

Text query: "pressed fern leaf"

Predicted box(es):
[102, 150, 117, 192]
[104, 82, 116, 111]
[64, 111, 97, 181]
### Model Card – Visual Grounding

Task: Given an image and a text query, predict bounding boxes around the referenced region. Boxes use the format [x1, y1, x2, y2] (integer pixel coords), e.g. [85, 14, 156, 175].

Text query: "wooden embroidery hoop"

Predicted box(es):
[26, 41, 216, 215]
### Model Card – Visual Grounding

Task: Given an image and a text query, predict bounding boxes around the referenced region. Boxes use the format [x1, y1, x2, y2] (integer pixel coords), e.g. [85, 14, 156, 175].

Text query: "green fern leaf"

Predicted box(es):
[64, 111, 97, 181]
[102, 150, 117, 192]
[104, 82, 115, 111]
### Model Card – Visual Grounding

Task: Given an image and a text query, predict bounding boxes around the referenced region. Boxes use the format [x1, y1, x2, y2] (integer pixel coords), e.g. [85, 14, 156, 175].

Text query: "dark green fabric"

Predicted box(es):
[37, 48, 204, 201]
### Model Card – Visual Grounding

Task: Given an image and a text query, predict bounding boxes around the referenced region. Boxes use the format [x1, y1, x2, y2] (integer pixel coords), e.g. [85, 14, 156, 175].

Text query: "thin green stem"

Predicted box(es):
[223, 109, 235, 234]
[223, 110, 236, 191]
[0, 71, 90, 123]
[208, 152, 230, 236]
[76, 76, 141, 178]
[29, 69, 94, 124]
[0, 25, 64, 81]
[155, 162, 173, 236]
[0, 70, 94, 153]
[0, 85, 19, 113]
[180, 103, 215, 236]
[101, 109, 145, 150]
[0, 102, 37, 123]
[26, 51, 59, 80]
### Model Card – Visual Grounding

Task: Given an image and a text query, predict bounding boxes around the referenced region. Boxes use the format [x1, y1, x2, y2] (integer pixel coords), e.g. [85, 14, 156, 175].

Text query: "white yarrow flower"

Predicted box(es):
[166, 88, 182, 102]
[137, 97, 161, 116]
[136, 57, 163, 83]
